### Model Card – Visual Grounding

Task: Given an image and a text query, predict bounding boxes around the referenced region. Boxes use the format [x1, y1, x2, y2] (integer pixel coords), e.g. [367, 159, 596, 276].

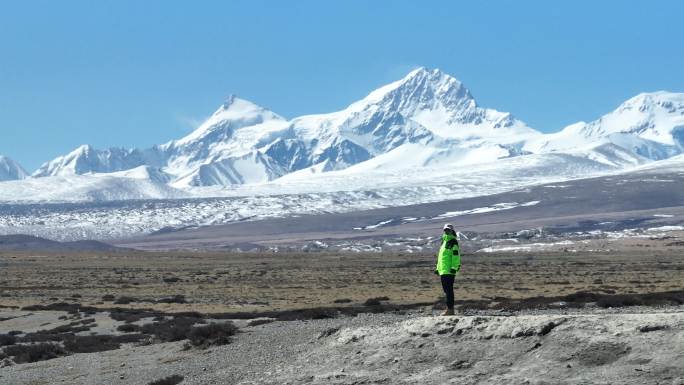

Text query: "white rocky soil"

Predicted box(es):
[2, 307, 682, 385]
[277, 309, 684, 385]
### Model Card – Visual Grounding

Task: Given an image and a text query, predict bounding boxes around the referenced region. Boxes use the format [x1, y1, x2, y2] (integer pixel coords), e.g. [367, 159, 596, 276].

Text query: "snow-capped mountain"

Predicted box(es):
[31, 68, 544, 186]
[18, 67, 684, 200]
[525, 91, 684, 166]
[280, 67, 539, 175]
[0, 155, 28, 181]
[32, 144, 161, 177]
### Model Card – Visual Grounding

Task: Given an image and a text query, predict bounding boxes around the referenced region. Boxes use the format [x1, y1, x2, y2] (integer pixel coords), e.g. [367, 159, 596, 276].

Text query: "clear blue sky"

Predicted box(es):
[2, 0, 683, 171]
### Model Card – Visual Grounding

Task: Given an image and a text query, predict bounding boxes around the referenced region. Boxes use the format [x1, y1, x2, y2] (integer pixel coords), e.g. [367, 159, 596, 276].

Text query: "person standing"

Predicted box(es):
[434, 223, 461, 316]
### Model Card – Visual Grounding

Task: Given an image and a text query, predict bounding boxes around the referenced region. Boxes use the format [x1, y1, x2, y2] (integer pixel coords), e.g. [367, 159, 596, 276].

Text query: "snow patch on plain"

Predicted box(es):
[436, 201, 540, 219]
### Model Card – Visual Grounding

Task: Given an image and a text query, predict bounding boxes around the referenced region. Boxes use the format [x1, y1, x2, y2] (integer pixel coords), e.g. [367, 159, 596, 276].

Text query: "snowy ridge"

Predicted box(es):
[0, 155, 28, 181]
[525, 91, 684, 164]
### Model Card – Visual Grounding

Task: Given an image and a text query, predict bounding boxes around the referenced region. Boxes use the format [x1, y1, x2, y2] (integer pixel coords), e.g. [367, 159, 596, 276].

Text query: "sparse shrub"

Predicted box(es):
[117, 324, 141, 333]
[61, 333, 145, 354]
[156, 295, 186, 304]
[642, 290, 684, 306]
[22, 302, 82, 314]
[63, 335, 120, 353]
[0, 334, 16, 346]
[333, 298, 352, 303]
[596, 294, 642, 308]
[140, 316, 204, 342]
[41, 322, 92, 334]
[19, 332, 63, 343]
[187, 322, 238, 348]
[102, 294, 116, 301]
[364, 298, 381, 306]
[148, 374, 184, 385]
[363, 296, 390, 306]
[317, 327, 340, 339]
[172, 311, 204, 319]
[637, 324, 669, 333]
[114, 296, 139, 304]
[275, 308, 337, 321]
[562, 291, 600, 304]
[109, 309, 156, 323]
[3, 342, 67, 363]
[163, 277, 181, 283]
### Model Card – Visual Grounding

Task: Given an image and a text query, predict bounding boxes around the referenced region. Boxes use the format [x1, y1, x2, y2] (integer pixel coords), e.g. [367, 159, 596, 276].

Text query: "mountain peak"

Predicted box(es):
[212, 94, 283, 119]
[339, 67, 538, 140]
[402, 66, 442, 79]
[176, 96, 285, 145]
[356, 67, 472, 111]
[395, 67, 468, 96]
[219, 94, 240, 110]
[74, 144, 94, 154]
[215, 95, 265, 113]
[0, 155, 29, 181]
[402, 67, 450, 82]
[616, 91, 684, 114]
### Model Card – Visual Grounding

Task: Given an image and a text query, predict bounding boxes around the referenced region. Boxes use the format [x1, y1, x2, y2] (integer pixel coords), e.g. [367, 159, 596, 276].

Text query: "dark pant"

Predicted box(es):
[440, 274, 455, 309]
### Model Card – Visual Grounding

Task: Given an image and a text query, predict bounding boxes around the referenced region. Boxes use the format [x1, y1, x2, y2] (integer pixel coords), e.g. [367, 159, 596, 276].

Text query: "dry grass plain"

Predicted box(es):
[1, 247, 683, 314]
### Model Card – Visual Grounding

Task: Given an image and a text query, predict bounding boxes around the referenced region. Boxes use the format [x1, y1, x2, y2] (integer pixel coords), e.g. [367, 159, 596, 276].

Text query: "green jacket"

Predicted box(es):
[436, 233, 460, 275]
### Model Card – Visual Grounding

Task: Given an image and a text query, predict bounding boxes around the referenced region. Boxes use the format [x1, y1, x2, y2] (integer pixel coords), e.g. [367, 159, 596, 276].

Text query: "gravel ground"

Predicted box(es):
[1, 306, 683, 385]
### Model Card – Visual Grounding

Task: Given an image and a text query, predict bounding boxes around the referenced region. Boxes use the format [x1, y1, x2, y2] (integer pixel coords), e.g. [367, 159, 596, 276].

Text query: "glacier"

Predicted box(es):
[2, 153, 682, 241]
